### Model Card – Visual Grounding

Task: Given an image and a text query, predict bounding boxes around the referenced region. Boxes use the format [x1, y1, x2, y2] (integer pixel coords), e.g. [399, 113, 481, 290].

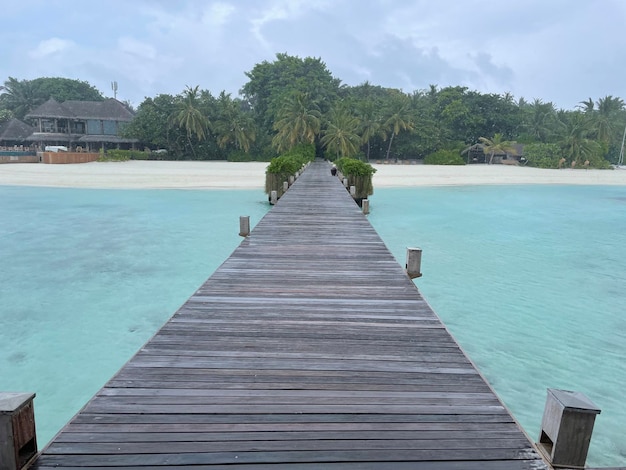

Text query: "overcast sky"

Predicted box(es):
[2, 0, 625, 110]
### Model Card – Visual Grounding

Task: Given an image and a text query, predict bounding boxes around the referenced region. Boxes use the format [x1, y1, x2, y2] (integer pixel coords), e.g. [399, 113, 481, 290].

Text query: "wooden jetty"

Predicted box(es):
[32, 161, 547, 469]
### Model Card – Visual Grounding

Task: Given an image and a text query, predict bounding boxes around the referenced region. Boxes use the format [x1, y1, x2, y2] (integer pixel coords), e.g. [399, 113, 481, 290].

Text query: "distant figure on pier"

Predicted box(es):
[330, 165, 337, 176]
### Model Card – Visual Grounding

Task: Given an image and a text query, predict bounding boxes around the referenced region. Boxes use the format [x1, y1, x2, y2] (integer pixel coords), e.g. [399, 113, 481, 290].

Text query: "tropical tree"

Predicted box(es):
[0, 108, 12, 123]
[521, 98, 558, 142]
[558, 112, 601, 165]
[272, 91, 321, 153]
[592, 95, 624, 145]
[169, 85, 210, 158]
[0, 77, 104, 119]
[479, 133, 518, 164]
[577, 97, 595, 114]
[0, 77, 39, 120]
[382, 92, 414, 160]
[241, 53, 340, 133]
[213, 92, 256, 153]
[321, 106, 361, 159]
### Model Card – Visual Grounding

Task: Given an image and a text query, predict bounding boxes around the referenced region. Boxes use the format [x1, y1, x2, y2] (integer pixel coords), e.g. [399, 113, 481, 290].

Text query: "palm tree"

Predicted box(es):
[593, 95, 624, 145]
[272, 91, 321, 153]
[522, 98, 557, 142]
[214, 92, 256, 153]
[479, 133, 518, 164]
[355, 101, 384, 161]
[0, 77, 39, 120]
[577, 97, 595, 114]
[169, 85, 210, 158]
[321, 107, 361, 159]
[559, 113, 600, 164]
[383, 93, 414, 160]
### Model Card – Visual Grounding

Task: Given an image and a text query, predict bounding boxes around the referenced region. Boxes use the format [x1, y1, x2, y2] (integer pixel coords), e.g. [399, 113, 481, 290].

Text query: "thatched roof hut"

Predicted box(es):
[0, 118, 37, 147]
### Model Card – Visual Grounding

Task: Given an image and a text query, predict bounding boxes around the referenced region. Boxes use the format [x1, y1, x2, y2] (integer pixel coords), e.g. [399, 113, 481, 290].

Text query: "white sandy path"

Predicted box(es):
[0, 160, 625, 189]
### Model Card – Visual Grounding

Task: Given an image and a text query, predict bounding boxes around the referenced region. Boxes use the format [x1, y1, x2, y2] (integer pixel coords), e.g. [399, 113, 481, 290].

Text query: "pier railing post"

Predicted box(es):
[283, 181, 289, 192]
[537, 388, 600, 469]
[239, 216, 250, 237]
[405, 247, 423, 279]
[350, 185, 356, 197]
[270, 190, 278, 205]
[288, 176, 294, 186]
[362, 199, 370, 215]
[0, 392, 38, 470]
[343, 178, 349, 188]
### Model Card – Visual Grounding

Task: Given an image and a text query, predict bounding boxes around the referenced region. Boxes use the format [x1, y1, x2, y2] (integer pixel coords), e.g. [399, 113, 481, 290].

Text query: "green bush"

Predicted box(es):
[334, 157, 377, 198]
[523, 143, 562, 168]
[99, 149, 151, 161]
[424, 150, 465, 165]
[227, 150, 272, 162]
[265, 144, 315, 195]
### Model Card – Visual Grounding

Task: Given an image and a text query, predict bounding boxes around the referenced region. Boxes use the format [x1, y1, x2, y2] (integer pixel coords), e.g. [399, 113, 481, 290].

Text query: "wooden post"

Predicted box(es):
[350, 185, 356, 197]
[270, 190, 278, 205]
[239, 216, 250, 237]
[343, 178, 349, 188]
[405, 247, 422, 279]
[362, 199, 370, 215]
[283, 181, 289, 192]
[0, 392, 38, 470]
[288, 176, 294, 186]
[537, 389, 600, 469]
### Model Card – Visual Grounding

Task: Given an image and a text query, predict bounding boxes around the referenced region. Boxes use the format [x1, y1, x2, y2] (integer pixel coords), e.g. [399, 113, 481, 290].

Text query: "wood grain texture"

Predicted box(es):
[32, 161, 547, 469]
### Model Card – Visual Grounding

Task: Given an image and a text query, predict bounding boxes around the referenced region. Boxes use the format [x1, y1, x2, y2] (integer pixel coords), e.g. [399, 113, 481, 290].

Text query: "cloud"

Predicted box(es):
[118, 37, 157, 60]
[29, 38, 75, 59]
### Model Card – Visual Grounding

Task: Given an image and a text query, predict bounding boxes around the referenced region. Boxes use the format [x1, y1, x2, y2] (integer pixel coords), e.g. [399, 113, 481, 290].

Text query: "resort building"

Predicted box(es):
[23, 97, 137, 152]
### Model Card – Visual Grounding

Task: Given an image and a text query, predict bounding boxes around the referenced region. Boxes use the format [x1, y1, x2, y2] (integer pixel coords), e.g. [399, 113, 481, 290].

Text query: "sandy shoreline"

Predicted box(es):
[0, 160, 625, 189]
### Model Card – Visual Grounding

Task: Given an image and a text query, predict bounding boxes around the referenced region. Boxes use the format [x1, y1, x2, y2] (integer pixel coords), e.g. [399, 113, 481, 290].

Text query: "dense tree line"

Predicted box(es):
[2, 55, 625, 167]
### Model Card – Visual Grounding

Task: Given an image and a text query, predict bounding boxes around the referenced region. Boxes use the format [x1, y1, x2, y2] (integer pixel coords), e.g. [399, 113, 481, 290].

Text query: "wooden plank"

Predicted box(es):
[31, 161, 547, 469]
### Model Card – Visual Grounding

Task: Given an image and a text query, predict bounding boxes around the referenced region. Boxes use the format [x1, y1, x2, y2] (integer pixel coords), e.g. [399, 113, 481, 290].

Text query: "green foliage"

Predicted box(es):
[227, 150, 272, 162]
[0, 76, 104, 119]
[6, 61, 625, 168]
[0, 108, 12, 123]
[265, 144, 315, 194]
[424, 150, 465, 165]
[321, 106, 361, 159]
[334, 157, 377, 198]
[272, 91, 321, 152]
[523, 143, 562, 168]
[242, 53, 340, 133]
[335, 157, 377, 177]
[101, 149, 150, 161]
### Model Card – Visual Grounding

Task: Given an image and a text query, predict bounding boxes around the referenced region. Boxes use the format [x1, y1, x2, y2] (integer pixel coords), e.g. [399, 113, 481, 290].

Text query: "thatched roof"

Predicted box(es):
[78, 135, 138, 144]
[0, 118, 37, 140]
[26, 132, 74, 142]
[25, 98, 134, 121]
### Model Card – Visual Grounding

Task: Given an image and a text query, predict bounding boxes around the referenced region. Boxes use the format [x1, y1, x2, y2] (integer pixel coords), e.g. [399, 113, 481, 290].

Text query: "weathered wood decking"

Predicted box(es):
[33, 161, 547, 469]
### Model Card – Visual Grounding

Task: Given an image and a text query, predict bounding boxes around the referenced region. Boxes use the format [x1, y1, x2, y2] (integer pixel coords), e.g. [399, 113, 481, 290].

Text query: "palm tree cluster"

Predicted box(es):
[2, 55, 625, 166]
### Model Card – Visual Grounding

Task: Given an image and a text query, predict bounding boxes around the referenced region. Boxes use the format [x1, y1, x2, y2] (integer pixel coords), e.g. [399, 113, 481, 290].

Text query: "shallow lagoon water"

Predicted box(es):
[0, 184, 624, 467]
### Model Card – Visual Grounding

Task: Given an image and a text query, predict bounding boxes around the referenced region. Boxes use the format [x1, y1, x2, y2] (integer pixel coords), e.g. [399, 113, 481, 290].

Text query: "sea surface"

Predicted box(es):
[0, 184, 624, 467]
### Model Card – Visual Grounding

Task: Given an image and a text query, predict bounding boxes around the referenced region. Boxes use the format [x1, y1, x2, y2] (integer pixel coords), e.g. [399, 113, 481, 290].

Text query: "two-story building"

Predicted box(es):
[24, 97, 137, 152]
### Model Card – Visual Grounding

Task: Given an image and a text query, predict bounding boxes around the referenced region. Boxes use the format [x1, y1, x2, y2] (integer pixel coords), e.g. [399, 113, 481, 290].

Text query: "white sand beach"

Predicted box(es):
[1, 160, 625, 189]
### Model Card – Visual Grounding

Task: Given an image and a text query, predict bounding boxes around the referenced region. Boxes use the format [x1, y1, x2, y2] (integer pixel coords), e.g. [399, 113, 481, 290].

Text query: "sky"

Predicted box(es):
[2, 0, 626, 110]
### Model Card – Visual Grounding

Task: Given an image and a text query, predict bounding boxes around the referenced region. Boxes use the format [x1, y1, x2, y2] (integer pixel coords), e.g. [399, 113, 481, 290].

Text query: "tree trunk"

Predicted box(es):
[385, 132, 396, 160]
[188, 134, 197, 159]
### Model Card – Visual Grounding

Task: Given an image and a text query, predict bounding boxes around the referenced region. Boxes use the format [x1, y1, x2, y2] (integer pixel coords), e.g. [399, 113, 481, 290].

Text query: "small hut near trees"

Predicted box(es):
[0, 118, 36, 149]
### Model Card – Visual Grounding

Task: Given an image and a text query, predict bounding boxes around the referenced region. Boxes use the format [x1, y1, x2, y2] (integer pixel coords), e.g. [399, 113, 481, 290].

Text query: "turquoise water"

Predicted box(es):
[0, 184, 624, 466]
[368, 185, 626, 467]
